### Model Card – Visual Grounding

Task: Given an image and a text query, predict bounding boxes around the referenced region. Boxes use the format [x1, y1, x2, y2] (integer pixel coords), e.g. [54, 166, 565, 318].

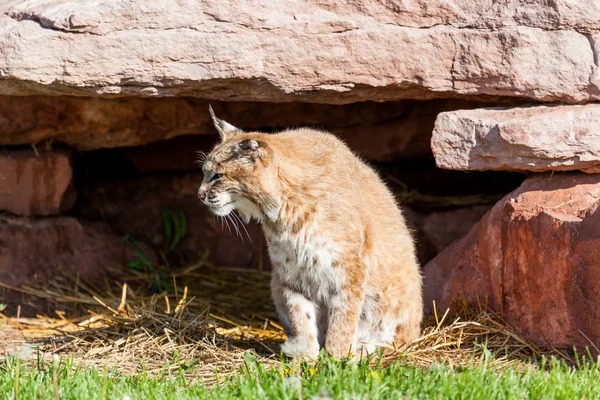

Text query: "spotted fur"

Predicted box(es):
[198, 107, 423, 359]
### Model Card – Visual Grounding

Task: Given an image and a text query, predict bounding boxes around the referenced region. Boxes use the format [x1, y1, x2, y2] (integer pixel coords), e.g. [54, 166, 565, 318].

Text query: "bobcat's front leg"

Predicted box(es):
[271, 272, 320, 359]
[325, 265, 365, 359]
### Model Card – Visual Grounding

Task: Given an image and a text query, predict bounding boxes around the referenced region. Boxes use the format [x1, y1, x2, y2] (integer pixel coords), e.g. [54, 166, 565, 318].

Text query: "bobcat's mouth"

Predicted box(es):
[207, 201, 234, 216]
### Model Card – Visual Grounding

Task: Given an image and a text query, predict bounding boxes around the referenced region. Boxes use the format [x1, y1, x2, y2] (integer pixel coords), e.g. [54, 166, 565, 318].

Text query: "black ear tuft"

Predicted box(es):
[239, 139, 259, 151]
[209, 105, 242, 140]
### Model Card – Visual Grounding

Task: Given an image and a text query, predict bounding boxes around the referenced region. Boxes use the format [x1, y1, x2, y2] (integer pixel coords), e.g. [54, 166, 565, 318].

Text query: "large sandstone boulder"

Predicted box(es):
[0, 149, 75, 216]
[0, 0, 598, 103]
[423, 174, 600, 348]
[432, 105, 600, 173]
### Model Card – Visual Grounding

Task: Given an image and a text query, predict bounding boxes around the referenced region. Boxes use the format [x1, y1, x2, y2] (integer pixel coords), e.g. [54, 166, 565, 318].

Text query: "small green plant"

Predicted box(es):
[123, 237, 154, 273]
[162, 209, 187, 255]
[123, 209, 188, 294]
[124, 236, 171, 293]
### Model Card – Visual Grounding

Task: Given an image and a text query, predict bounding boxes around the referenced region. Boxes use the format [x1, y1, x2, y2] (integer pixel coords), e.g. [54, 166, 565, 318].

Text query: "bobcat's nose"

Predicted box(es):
[197, 187, 207, 201]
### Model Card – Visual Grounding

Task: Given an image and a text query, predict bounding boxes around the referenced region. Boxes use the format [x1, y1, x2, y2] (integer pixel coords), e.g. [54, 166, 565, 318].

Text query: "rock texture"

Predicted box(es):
[423, 174, 600, 348]
[0, 1, 599, 103]
[0, 150, 75, 216]
[432, 105, 600, 173]
[0, 215, 150, 288]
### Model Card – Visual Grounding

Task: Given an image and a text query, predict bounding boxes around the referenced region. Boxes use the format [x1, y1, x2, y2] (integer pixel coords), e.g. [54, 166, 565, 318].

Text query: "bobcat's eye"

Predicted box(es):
[239, 139, 252, 150]
[239, 139, 258, 151]
[209, 173, 222, 183]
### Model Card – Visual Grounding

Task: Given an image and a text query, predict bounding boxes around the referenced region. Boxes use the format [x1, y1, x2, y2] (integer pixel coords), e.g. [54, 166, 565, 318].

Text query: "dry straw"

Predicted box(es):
[0, 260, 574, 383]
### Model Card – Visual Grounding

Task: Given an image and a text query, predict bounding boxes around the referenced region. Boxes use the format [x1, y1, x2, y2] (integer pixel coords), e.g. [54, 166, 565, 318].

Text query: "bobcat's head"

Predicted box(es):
[197, 107, 279, 223]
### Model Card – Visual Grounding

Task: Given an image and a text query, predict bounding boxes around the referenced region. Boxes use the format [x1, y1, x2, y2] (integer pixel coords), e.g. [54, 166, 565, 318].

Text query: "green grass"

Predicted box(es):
[2, 352, 600, 400]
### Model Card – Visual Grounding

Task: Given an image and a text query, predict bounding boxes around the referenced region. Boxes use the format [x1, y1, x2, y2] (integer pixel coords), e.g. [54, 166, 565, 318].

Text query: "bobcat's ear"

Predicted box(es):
[209, 105, 242, 140]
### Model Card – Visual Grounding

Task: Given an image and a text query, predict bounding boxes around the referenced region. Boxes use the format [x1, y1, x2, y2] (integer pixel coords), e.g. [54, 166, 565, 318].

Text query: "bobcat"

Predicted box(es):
[198, 107, 422, 359]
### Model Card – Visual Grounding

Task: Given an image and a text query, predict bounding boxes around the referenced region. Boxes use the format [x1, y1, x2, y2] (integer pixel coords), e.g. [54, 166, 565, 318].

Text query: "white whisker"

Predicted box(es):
[228, 214, 243, 243]
[223, 215, 232, 235]
[232, 215, 242, 241]
[233, 212, 253, 244]
[195, 150, 208, 166]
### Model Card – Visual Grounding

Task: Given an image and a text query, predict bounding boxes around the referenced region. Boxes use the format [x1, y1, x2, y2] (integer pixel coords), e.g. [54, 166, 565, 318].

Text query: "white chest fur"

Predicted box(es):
[264, 224, 342, 303]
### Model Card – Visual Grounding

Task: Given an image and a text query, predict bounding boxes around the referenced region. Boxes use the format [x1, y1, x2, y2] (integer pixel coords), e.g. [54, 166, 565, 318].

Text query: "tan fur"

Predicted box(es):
[198, 111, 423, 359]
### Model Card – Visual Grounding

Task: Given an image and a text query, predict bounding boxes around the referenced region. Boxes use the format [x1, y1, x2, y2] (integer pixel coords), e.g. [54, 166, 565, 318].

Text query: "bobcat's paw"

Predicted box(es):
[281, 336, 319, 359]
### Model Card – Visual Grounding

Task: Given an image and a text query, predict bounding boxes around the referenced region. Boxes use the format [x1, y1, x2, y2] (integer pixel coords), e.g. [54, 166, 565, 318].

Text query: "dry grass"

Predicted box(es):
[393, 303, 574, 371]
[0, 260, 284, 382]
[0, 259, 574, 384]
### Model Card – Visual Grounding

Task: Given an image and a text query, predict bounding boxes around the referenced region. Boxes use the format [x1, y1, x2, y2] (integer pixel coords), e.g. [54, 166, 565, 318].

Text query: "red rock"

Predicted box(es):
[423, 174, 600, 348]
[0, 215, 152, 288]
[0, 150, 76, 216]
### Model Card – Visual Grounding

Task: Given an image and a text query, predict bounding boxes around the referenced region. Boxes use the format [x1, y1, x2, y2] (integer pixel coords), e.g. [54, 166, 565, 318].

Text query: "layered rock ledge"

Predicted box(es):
[432, 104, 600, 173]
[1, 0, 600, 103]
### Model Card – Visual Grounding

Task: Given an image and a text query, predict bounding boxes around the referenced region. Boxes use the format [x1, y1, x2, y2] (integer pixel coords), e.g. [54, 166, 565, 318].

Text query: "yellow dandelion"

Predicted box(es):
[309, 368, 316, 376]
[369, 370, 382, 382]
